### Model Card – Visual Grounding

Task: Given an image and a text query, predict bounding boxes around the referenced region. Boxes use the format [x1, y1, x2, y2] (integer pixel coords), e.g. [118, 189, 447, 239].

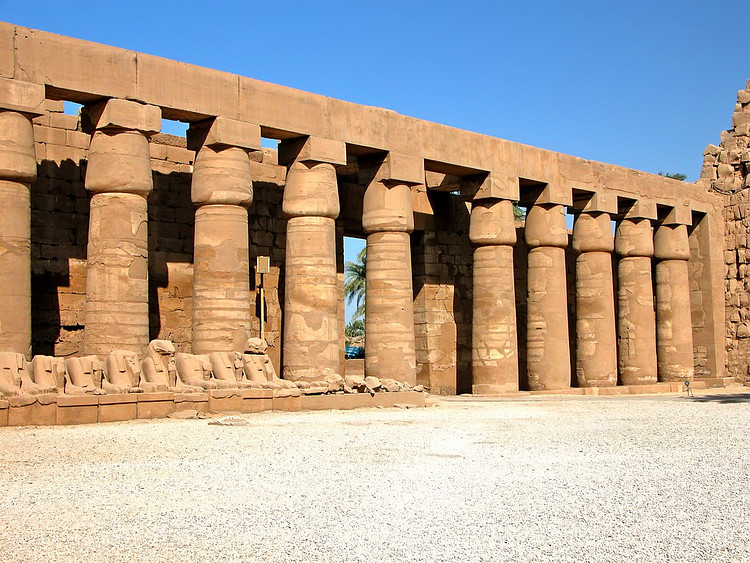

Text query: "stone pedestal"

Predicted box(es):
[654, 223, 694, 381]
[469, 199, 518, 394]
[363, 180, 416, 385]
[282, 160, 340, 381]
[572, 212, 617, 387]
[524, 204, 570, 390]
[83, 100, 160, 355]
[191, 146, 253, 355]
[615, 218, 657, 385]
[0, 111, 36, 356]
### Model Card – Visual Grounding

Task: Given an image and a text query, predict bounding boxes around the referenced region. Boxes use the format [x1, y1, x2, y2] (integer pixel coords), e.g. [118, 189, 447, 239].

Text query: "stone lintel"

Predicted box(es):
[0, 77, 45, 116]
[186, 116, 260, 152]
[277, 136, 347, 166]
[83, 98, 161, 134]
[472, 172, 519, 201]
[661, 203, 693, 226]
[378, 152, 424, 185]
[622, 198, 658, 220]
[579, 190, 618, 215]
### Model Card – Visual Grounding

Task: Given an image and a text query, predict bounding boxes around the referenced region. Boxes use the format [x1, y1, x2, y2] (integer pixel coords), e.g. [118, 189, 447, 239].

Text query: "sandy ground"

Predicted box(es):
[1, 392, 749, 562]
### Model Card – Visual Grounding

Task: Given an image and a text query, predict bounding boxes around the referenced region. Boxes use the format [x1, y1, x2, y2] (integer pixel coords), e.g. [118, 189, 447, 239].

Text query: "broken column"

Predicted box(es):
[83, 99, 161, 355]
[614, 205, 657, 385]
[187, 118, 260, 355]
[525, 203, 570, 390]
[470, 197, 518, 394]
[0, 79, 44, 357]
[279, 137, 346, 382]
[654, 214, 694, 381]
[362, 153, 423, 385]
[572, 208, 617, 387]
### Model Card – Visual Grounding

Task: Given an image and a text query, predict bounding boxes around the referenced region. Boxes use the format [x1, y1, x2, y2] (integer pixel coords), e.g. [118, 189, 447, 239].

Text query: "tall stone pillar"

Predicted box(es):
[524, 203, 570, 390]
[615, 215, 657, 385]
[654, 221, 694, 381]
[279, 137, 346, 382]
[83, 99, 161, 355]
[0, 79, 45, 357]
[470, 199, 518, 394]
[187, 118, 260, 355]
[362, 154, 423, 385]
[572, 211, 617, 387]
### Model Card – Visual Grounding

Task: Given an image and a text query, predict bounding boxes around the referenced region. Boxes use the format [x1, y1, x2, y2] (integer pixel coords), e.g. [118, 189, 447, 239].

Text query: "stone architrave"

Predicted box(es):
[572, 212, 617, 387]
[187, 117, 259, 355]
[615, 218, 657, 385]
[0, 79, 44, 357]
[281, 137, 344, 382]
[362, 156, 421, 385]
[654, 223, 694, 381]
[524, 204, 570, 390]
[83, 99, 161, 355]
[469, 199, 518, 394]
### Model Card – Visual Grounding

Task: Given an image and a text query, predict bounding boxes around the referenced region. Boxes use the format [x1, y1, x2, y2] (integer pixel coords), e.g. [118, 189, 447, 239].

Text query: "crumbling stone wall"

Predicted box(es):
[699, 80, 750, 383]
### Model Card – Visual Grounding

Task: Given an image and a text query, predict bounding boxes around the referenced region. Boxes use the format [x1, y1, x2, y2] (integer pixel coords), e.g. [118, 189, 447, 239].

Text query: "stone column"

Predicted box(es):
[0, 79, 44, 356]
[83, 99, 161, 355]
[279, 137, 346, 382]
[654, 222, 694, 381]
[470, 199, 518, 394]
[362, 154, 423, 385]
[524, 204, 570, 390]
[572, 212, 617, 387]
[615, 217, 657, 385]
[187, 117, 260, 355]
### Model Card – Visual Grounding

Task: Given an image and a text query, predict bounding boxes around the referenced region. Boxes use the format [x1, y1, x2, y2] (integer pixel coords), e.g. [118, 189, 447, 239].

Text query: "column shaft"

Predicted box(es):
[0, 111, 35, 356]
[470, 199, 518, 394]
[615, 218, 657, 385]
[192, 204, 252, 354]
[190, 144, 253, 355]
[282, 161, 340, 381]
[525, 204, 570, 390]
[573, 212, 617, 387]
[84, 192, 149, 353]
[83, 100, 160, 355]
[654, 224, 694, 381]
[284, 216, 339, 379]
[365, 230, 416, 382]
[363, 179, 416, 385]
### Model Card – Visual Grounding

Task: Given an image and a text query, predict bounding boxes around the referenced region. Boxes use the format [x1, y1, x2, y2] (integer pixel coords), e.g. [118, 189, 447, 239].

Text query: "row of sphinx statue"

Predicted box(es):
[0, 338, 350, 399]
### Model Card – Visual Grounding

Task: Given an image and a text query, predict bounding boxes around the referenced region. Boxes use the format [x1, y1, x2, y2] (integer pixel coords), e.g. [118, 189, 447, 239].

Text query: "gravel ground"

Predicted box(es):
[1, 392, 749, 562]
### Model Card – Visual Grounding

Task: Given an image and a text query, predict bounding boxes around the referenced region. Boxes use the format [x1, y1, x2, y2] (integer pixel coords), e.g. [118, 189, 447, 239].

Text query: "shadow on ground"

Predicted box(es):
[690, 393, 750, 404]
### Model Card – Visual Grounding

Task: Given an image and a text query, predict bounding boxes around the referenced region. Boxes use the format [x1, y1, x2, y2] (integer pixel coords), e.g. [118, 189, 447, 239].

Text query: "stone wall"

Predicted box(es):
[699, 80, 750, 384]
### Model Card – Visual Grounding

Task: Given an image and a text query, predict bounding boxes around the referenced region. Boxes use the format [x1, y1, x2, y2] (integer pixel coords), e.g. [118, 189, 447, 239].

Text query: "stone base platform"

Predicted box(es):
[0, 390, 428, 427]
[470, 378, 738, 398]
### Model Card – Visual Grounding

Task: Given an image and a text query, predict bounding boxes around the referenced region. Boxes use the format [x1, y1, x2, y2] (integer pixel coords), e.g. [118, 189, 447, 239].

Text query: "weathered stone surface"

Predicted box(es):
[573, 213, 617, 387]
[525, 204, 570, 390]
[470, 199, 518, 394]
[615, 219, 657, 385]
[187, 117, 260, 152]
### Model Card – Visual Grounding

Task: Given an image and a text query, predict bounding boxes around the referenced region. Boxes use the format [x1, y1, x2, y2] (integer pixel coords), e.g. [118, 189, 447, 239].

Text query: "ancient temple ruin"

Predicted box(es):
[0, 23, 741, 425]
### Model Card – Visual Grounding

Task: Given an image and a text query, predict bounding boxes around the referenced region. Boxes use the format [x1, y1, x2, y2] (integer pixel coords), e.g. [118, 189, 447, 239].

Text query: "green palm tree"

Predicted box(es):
[344, 246, 366, 322]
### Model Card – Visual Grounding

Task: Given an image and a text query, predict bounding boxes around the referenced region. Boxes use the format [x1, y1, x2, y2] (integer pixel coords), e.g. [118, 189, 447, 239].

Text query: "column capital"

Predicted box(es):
[278, 136, 346, 166]
[0, 78, 45, 116]
[654, 223, 690, 260]
[191, 144, 253, 207]
[524, 203, 568, 248]
[469, 199, 516, 246]
[572, 212, 614, 253]
[82, 98, 161, 135]
[614, 218, 654, 257]
[187, 116, 260, 152]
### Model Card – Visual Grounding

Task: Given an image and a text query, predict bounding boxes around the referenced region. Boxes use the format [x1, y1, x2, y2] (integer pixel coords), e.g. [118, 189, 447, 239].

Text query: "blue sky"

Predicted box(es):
[3, 0, 748, 321]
